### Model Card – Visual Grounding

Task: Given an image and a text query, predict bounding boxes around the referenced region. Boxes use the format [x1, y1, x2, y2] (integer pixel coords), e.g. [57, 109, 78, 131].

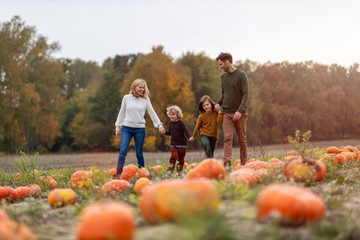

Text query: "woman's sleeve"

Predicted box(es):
[115, 95, 127, 130]
[146, 98, 163, 128]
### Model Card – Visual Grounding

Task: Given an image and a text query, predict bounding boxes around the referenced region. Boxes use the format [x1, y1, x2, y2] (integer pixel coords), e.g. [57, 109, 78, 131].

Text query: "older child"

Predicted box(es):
[164, 105, 192, 175]
[189, 95, 223, 158]
[113, 79, 165, 179]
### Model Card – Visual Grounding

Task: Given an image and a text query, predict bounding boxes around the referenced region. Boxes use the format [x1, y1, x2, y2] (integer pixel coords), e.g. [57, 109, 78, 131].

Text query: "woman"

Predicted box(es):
[114, 79, 165, 178]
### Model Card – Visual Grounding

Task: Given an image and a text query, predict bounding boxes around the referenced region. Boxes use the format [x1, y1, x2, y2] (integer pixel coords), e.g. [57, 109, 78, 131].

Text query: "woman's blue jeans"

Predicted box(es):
[117, 126, 146, 169]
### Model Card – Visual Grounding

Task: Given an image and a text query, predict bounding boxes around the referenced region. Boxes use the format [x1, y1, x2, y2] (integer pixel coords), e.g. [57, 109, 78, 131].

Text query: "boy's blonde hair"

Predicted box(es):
[166, 105, 183, 119]
[129, 79, 150, 99]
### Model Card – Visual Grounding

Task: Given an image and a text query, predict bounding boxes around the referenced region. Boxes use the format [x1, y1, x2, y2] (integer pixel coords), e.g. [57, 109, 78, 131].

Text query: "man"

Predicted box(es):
[214, 52, 249, 169]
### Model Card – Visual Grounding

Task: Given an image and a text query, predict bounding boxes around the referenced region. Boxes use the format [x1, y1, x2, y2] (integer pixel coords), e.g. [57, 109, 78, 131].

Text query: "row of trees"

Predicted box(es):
[1, 16, 359, 153]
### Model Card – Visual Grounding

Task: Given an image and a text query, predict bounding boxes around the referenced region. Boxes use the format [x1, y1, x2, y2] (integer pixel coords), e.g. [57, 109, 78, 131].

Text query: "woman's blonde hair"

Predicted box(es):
[166, 105, 183, 119]
[129, 79, 150, 99]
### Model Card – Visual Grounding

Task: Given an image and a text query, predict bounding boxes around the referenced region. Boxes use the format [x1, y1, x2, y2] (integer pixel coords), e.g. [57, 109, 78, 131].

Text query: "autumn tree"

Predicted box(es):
[121, 46, 195, 151]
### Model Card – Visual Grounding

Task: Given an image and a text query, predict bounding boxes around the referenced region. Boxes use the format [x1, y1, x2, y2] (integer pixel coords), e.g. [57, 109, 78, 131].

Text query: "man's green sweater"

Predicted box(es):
[217, 68, 249, 114]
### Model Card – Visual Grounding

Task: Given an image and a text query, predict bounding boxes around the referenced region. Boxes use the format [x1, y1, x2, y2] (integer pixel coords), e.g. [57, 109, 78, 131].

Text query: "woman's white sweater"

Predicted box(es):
[115, 94, 163, 130]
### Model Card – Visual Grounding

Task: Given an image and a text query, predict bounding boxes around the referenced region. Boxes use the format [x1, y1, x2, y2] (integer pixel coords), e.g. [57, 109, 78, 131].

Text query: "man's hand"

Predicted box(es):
[115, 130, 120, 137]
[189, 136, 195, 142]
[233, 112, 242, 121]
[214, 104, 221, 112]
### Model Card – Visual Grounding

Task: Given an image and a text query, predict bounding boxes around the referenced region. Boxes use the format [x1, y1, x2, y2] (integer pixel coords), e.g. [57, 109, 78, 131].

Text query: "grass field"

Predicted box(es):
[1, 138, 360, 240]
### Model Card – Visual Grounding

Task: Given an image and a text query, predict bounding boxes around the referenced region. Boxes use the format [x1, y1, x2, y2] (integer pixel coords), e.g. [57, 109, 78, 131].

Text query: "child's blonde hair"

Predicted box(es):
[166, 105, 183, 119]
[129, 79, 150, 99]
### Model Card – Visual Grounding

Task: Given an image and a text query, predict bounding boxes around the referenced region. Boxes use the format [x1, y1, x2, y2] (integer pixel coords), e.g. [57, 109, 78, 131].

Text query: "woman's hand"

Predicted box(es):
[159, 127, 165, 134]
[115, 130, 120, 137]
[189, 136, 195, 142]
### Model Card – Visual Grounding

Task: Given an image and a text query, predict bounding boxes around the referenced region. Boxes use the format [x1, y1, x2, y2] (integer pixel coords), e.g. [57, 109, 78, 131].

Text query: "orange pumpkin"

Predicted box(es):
[285, 158, 326, 182]
[187, 163, 198, 169]
[151, 165, 163, 173]
[107, 168, 117, 177]
[48, 188, 77, 207]
[15, 187, 31, 199]
[256, 183, 326, 225]
[186, 158, 226, 180]
[101, 180, 131, 195]
[332, 154, 348, 164]
[269, 158, 285, 168]
[326, 146, 340, 154]
[234, 159, 241, 165]
[77, 201, 136, 240]
[227, 168, 259, 185]
[139, 167, 151, 179]
[183, 162, 188, 169]
[245, 160, 269, 170]
[140, 179, 220, 224]
[120, 164, 140, 181]
[0, 187, 19, 202]
[69, 171, 93, 190]
[39, 176, 58, 189]
[0, 220, 36, 240]
[134, 177, 151, 195]
[0, 208, 10, 222]
[255, 168, 269, 181]
[15, 173, 21, 179]
[29, 184, 42, 198]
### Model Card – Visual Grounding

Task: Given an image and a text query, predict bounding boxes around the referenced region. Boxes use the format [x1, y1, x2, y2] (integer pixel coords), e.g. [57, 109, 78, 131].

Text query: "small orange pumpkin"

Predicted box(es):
[186, 158, 226, 180]
[39, 176, 58, 189]
[29, 184, 42, 198]
[256, 183, 325, 225]
[134, 177, 151, 195]
[326, 146, 340, 154]
[151, 165, 163, 173]
[332, 154, 348, 164]
[245, 160, 269, 170]
[77, 201, 136, 240]
[139, 167, 151, 179]
[227, 168, 259, 185]
[48, 188, 77, 207]
[69, 171, 93, 190]
[107, 168, 117, 177]
[15, 187, 31, 199]
[101, 180, 131, 195]
[120, 164, 140, 181]
[285, 158, 326, 182]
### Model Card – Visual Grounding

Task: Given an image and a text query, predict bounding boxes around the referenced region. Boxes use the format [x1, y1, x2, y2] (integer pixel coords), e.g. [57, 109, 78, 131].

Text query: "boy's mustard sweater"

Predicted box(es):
[192, 111, 223, 139]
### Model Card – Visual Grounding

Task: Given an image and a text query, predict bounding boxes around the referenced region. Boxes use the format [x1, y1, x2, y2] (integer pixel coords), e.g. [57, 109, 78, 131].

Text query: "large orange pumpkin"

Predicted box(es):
[0, 187, 19, 202]
[256, 183, 326, 225]
[120, 164, 140, 181]
[284, 158, 326, 182]
[326, 146, 340, 154]
[140, 179, 220, 224]
[134, 177, 151, 195]
[227, 168, 259, 185]
[0, 220, 36, 240]
[101, 180, 131, 195]
[69, 171, 93, 190]
[186, 158, 226, 180]
[15, 187, 31, 199]
[48, 188, 77, 207]
[77, 201, 136, 240]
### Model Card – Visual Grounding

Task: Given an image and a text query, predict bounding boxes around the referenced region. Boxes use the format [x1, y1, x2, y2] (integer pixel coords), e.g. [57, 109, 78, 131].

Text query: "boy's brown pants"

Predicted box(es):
[167, 147, 186, 173]
[223, 113, 248, 167]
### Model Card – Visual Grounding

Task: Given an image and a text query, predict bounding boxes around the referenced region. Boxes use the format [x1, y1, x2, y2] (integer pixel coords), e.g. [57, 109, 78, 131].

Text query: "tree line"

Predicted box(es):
[1, 16, 359, 153]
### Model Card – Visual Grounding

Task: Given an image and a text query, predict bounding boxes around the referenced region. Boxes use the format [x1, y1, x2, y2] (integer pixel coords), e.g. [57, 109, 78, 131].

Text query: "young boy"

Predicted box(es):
[164, 105, 192, 175]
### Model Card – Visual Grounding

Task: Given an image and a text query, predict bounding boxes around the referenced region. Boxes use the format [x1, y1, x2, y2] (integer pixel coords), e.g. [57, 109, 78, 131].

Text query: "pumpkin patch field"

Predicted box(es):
[1, 140, 360, 239]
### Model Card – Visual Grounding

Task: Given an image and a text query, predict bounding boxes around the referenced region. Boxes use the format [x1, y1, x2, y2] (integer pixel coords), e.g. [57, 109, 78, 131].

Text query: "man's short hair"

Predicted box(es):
[216, 52, 233, 63]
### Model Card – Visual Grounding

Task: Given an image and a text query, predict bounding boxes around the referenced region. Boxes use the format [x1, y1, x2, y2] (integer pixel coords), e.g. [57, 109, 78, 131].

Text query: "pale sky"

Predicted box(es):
[1, 0, 359, 66]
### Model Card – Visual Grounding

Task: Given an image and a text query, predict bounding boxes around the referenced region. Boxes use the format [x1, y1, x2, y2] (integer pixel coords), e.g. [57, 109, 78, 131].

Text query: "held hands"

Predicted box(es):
[233, 112, 242, 121]
[188, 136, 195, 142]
[214, 104, 221, 112]
[159, 126, 165, 134]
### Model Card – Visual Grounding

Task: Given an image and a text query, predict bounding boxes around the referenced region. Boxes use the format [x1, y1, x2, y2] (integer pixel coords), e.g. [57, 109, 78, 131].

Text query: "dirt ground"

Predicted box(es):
[1, 139, 359, 173]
